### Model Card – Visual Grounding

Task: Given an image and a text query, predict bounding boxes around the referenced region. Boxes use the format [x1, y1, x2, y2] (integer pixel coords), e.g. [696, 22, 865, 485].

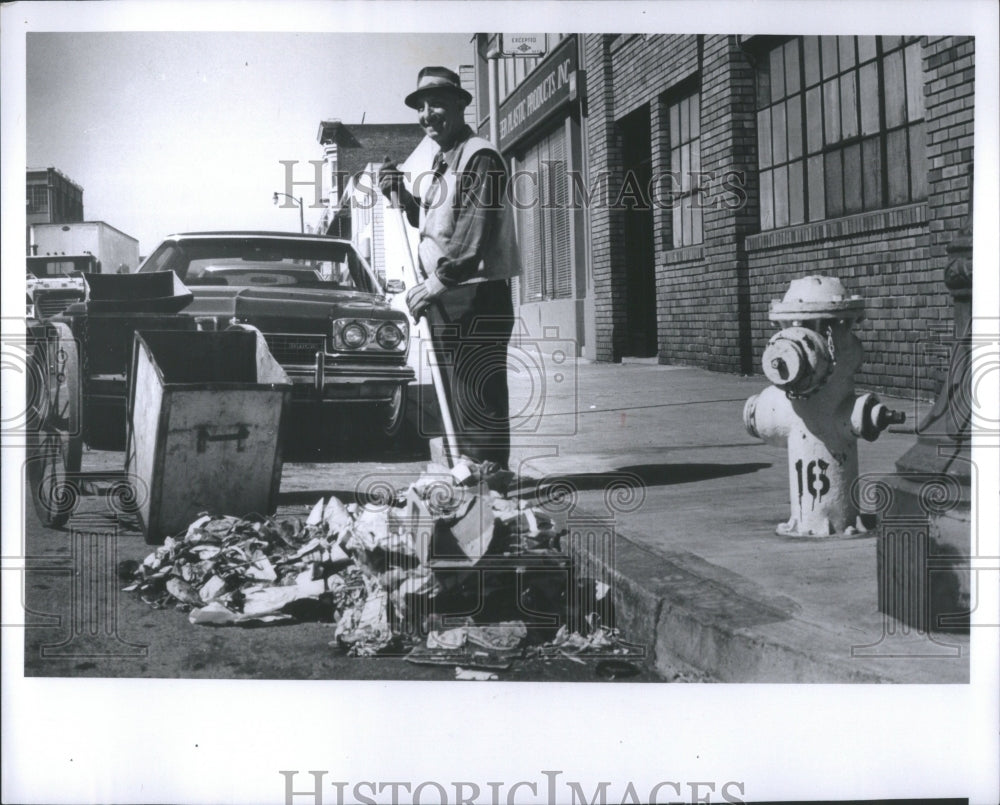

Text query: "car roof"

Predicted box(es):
[160, 231, 353, 245]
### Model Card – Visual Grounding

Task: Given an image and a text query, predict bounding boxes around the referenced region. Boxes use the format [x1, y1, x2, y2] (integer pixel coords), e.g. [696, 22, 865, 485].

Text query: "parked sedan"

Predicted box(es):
[136, 232, 415, 441]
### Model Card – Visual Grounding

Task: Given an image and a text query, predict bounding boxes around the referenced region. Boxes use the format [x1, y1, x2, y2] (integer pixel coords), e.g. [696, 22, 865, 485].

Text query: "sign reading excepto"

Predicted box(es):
[497, 36, 579, 150]
[501, 33, 546, 57]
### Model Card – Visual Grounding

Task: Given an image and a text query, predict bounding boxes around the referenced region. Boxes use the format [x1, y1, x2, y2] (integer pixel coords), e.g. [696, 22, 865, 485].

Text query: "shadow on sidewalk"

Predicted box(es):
[276, 461, 772, 511]
[517, 461, 772, 496]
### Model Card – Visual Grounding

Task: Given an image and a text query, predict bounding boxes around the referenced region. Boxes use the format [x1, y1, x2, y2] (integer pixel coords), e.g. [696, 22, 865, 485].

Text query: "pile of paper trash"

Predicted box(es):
[122, 459, 578, 658]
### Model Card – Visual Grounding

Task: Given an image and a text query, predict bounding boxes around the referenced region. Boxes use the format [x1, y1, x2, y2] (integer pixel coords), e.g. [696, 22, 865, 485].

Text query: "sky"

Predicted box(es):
[26, 32, 472, 254]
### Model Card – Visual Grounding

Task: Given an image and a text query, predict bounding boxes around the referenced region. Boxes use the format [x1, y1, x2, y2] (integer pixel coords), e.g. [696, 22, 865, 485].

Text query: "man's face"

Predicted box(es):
[416, 91, 465, 149]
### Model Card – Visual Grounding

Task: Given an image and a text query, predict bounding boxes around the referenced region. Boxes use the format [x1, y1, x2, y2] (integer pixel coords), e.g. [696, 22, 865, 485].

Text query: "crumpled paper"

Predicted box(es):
[124, 458, 579, 667]
[542, 624, 642, 660]
[424, 620, 528, 652]
[334, 590, 394, 656]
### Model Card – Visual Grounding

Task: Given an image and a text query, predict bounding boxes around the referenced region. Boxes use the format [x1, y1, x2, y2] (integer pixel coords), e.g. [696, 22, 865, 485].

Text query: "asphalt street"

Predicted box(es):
[18, 436, 670, 682]
[16, 353, 971, 684]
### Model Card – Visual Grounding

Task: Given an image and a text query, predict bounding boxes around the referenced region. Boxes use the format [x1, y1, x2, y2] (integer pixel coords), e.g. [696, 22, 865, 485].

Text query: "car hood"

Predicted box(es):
[185, 285, 401, 321]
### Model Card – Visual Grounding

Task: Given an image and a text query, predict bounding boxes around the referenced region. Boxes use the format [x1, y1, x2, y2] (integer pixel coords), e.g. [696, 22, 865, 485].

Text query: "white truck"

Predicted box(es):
[27, 221, 140, 319]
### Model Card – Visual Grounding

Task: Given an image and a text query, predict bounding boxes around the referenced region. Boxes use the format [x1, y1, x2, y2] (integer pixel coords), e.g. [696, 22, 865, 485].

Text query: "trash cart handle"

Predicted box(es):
[196, 424, 249, 453]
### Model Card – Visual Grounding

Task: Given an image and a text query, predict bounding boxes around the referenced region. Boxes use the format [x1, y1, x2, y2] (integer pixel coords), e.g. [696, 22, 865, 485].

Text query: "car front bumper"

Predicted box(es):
[80, 360, 415, 450]
[283, 360, 415, 403]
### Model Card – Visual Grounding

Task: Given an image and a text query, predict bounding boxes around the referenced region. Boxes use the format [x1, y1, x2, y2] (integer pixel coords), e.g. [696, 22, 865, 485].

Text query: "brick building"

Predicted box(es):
[26, 167, 84, 226]
[316, 121, 425, 237]
[580, 34, 975, 397]
[26, 167, 85, 252]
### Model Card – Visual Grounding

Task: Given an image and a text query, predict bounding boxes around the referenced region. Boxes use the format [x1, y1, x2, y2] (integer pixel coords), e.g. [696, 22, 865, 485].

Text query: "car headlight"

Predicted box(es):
[341, 322, 368, 349]
[332, 317, 409, 353]
[376, 322, 404, 350]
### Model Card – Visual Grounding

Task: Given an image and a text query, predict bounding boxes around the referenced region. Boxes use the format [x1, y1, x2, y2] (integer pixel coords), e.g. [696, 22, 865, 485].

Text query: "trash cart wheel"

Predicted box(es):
[26, 323, 82, 527]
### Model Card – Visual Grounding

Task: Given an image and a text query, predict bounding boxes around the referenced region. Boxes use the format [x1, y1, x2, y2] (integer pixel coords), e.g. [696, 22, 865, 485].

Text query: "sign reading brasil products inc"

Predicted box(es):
[498, 37, 579, 151]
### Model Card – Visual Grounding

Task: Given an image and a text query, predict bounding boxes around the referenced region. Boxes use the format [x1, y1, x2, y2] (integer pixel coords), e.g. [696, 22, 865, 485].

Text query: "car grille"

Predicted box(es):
[34, 290, 85, 319]
[263, 333, 328, 364]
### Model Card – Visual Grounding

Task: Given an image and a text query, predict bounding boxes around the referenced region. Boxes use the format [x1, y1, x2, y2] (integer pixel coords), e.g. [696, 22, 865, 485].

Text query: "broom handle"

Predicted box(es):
[389, 185, 459, 468]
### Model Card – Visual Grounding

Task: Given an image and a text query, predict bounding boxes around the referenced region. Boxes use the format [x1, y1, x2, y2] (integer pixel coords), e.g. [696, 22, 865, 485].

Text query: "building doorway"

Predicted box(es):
[617, 105, 658, 358]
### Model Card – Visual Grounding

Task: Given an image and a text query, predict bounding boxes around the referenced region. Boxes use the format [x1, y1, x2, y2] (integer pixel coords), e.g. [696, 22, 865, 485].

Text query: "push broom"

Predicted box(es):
[388, 183, 459, 469]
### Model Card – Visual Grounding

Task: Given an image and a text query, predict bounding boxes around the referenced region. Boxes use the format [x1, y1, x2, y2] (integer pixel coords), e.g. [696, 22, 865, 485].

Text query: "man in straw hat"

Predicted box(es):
[380, 66, 521, 469]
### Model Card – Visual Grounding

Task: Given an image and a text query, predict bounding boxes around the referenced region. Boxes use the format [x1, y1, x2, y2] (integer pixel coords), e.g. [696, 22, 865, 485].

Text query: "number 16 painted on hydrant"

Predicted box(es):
[743, 276, 905, 537]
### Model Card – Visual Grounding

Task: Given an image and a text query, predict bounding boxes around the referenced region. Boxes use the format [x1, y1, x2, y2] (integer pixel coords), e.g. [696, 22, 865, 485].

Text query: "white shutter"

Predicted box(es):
[516, 145, 543, 302]
[547, 130, 572, 299]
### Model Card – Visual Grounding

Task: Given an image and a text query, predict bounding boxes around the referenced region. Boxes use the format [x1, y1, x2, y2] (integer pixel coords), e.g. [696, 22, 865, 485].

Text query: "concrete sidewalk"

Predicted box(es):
[507, 356, 970, 683]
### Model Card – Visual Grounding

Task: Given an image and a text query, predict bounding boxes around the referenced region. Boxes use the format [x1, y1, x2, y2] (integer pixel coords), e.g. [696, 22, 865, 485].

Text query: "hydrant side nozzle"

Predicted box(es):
[851, 393, 905, 442]
[744, 386, 792, 444]
[876, 405, 906, 430]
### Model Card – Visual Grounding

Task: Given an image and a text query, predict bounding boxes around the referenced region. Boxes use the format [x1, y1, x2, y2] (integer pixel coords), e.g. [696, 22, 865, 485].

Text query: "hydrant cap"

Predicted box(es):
[769, 275, 865, 322]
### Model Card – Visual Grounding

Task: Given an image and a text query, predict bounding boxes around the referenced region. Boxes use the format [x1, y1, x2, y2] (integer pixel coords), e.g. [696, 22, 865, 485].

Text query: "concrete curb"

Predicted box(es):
[567, 514, 900, 683]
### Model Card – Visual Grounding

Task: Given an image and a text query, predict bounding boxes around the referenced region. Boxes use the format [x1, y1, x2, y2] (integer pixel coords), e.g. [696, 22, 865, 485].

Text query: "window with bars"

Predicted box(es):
[668, 90, 703, 247]
[26, 184, 48, 214]
[756, 35, 926, 231]
[515, 127, 573, 302]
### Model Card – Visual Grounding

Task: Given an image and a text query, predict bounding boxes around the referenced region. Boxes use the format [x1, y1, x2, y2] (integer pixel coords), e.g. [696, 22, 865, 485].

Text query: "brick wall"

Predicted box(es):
[925, 36, 975, 292]
[745, 204, 936, 398]
[585, 35, 757, 372]
[654, 35, 759, 374]
[583, 34, 626, 361]
[583, 34, 975, 399]
[609, 35, 699, 119]
[742, 36, 973, 399]
[587, 34, 705, 361]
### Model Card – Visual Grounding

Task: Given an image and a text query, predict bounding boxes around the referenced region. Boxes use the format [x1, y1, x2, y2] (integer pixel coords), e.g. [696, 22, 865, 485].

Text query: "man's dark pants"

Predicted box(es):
[430, 279, 514, 468]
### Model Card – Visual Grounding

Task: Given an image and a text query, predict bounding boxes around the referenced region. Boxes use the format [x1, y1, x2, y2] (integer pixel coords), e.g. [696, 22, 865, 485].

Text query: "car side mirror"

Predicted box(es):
[385, 279, 405, 294]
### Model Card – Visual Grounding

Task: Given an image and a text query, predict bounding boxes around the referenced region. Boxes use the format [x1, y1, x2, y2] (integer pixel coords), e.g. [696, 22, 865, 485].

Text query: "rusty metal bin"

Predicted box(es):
[125, 329, 292, 544]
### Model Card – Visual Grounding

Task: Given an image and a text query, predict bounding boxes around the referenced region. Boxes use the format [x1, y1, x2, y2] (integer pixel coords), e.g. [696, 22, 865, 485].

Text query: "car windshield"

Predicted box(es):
[138, 237, 377, 293]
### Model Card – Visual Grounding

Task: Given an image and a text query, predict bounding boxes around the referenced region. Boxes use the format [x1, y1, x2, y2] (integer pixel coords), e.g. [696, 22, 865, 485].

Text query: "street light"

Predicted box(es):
[272, 192, 304, 233]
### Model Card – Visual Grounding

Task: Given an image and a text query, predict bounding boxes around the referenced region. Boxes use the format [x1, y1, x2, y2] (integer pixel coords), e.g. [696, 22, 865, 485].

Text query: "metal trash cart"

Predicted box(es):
[125, 329, 291, 544]
[26, 271, 197, 528]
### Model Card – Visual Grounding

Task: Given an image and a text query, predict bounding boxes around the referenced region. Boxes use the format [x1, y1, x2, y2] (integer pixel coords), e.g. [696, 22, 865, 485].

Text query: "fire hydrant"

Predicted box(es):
[743, 276, 905, 537]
